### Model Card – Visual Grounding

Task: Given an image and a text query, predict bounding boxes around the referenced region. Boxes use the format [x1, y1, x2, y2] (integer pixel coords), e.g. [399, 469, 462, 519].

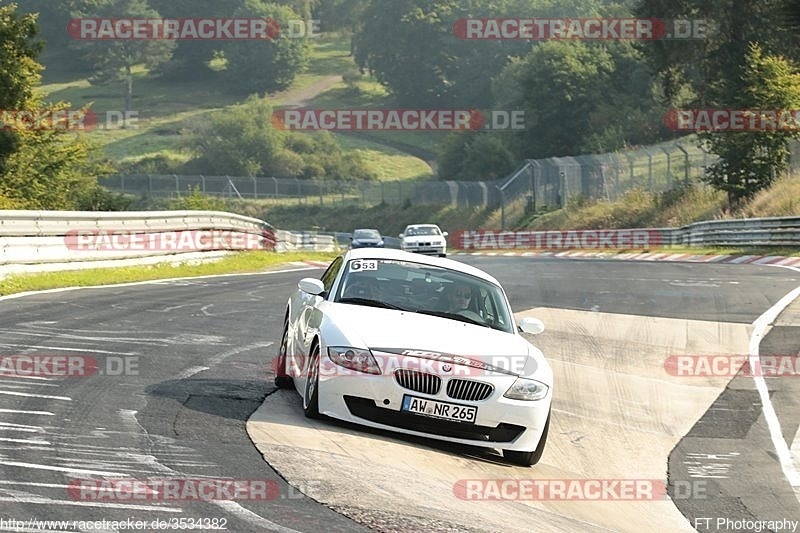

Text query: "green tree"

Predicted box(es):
[438, 131, 515, 181]
[634, 0, 798, 106]
[149, 0, 231, 78]
[75, 0, 175, 113]
[185, 97, 374, 179]
[223, 0, 310, 94]
[353, 0, 604, 107]
[702, 44, 800, 206]
[0, 3, 42, 171]
[0, 3, 110, 210]
[498, 40, 616, 158]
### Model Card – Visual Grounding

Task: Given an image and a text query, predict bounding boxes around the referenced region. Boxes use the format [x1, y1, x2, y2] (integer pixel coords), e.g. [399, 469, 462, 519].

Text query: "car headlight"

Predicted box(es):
[503, 378, 549, 401]
[328, 346, 381, 374]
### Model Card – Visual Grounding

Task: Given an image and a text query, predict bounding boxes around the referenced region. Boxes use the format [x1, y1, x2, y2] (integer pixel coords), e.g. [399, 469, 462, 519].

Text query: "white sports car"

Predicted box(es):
[273, 248, 552, 466]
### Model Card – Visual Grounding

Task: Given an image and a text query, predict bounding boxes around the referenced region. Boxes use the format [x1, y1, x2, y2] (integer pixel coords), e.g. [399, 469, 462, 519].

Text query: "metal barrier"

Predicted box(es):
[0, 210, 278, 277]
[449, 216, 800, 251]
[679, 216, 800, 247]
[0, 210, 795, 279]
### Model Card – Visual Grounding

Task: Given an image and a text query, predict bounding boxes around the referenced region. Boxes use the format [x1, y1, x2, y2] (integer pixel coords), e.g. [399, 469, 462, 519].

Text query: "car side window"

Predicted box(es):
[320, 257, 343, 294]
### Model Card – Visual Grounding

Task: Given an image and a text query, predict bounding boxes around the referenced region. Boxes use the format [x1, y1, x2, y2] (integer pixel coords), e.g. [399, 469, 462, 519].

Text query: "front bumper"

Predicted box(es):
[401, 244, 446, 255]
[316, 359, 551, 452]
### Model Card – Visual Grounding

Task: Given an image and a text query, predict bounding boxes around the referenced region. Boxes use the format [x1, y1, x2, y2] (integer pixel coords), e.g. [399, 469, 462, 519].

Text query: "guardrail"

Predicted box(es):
[1, 210, 796, 279]
[0, 210, 278, 277]
[274, 230, 337, 252]
[450, 216, 800, 251]
[678, 216, 800, 247]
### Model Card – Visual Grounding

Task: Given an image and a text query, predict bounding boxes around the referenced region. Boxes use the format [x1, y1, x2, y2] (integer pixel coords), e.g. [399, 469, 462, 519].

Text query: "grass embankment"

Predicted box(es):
[38, 34, 436, 181]
[0, 252, 336, 297]
[518, 172, 800, 231]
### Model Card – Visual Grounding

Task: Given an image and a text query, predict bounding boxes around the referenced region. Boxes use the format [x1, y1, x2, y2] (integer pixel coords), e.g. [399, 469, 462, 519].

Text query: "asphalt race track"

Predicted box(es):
[0, 257, 798, 532]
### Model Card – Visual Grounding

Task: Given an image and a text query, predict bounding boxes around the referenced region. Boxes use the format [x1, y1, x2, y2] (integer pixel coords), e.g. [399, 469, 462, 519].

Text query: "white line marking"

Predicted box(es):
[0, 342, 137, 356]
[214, 499, 304, 533]
[118, 409, 301, 533]
[0, 390, 71, 401]
[0, 409, 54, 416]
[0, 496, 180, 512]
[178, 366, 209, 379]
[0, 266, 320, 302]
[0, 460, 129, 477]
[749, 284, 800, 496]
[0, 422, 44, 430]
[206, 342, 274, 368]
[0, 372, 54, 381]
[0, 379, 59, 387]
[0, 437, 50, 444]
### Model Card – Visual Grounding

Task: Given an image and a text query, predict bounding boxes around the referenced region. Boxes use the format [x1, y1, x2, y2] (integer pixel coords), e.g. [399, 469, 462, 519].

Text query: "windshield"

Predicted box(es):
[353, 229, 381, 239]
[406, 226, 441, 236]
[335, 258, 513, 333]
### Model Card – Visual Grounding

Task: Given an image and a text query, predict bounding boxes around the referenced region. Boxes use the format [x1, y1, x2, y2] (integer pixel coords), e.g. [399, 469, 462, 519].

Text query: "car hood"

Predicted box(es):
[353, 238, 382, 244]
[321, 303, 546, 377]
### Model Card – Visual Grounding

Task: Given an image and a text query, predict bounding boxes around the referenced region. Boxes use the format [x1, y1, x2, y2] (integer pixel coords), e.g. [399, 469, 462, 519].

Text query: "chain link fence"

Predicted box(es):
[100, 174, 500, 207]
[102, 139, 800, 214]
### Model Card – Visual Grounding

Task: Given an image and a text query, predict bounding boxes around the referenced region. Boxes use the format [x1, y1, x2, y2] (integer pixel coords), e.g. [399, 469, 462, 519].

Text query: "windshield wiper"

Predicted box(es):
[338, 297, 409, 311]
[416, 309, 489, 328]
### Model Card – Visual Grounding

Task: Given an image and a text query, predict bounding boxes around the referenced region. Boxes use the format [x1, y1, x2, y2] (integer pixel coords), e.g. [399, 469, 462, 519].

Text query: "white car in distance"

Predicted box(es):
[400, 224, 448, 257]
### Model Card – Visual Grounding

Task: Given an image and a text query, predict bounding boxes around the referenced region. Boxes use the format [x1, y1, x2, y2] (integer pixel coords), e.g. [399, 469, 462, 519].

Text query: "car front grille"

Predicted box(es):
[394, 369, 441, 395]
[446, 379, 494, 402]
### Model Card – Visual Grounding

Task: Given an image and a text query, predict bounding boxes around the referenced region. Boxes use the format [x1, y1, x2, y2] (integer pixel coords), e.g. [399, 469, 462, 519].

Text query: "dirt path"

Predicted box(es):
[273, 75, 343, 107]
[271, 74, 438, 168]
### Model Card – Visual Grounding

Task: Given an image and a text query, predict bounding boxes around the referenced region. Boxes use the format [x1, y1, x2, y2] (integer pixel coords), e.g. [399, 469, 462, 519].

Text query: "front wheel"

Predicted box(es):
[503, 411, 550, 466]
[303, 345, 321, 418]
[273, 318, 294, 389]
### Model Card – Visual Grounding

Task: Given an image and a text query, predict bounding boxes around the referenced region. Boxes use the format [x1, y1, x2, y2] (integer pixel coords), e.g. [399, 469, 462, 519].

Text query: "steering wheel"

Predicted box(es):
[456, 309, 483, 323]
[343, 281, 375, 299]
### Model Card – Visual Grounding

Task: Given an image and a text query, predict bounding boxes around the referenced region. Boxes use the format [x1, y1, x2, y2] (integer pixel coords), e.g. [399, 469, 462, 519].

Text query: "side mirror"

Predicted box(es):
[518, 317, 545, 335]
[398, 233, 404, 238]
[298, 278, 325, 296]
[442, 231, 449, 237]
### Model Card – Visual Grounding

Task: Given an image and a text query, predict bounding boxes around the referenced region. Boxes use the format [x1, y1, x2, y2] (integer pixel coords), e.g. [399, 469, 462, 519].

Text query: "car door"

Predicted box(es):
[291, 256, 342, 382]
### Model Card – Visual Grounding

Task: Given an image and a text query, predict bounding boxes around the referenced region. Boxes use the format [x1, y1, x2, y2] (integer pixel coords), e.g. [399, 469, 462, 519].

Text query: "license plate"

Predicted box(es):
[401, 395, 477, 423]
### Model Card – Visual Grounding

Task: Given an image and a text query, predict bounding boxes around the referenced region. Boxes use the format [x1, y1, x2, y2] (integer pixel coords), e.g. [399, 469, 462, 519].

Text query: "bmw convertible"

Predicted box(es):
[272, 248, 552, 466]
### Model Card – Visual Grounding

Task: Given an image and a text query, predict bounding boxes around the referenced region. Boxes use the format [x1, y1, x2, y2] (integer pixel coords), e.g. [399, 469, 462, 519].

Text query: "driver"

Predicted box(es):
[446, 282, 473, 313]
[343, 276, 381, 299]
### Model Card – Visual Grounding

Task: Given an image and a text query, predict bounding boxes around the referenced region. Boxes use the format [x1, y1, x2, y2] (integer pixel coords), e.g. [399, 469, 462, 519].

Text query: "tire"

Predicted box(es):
[273, 318, 294, 389]
[303, 344, 321, 418]
[439, 253, 447, 258]
[503, 411, 550, 466]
